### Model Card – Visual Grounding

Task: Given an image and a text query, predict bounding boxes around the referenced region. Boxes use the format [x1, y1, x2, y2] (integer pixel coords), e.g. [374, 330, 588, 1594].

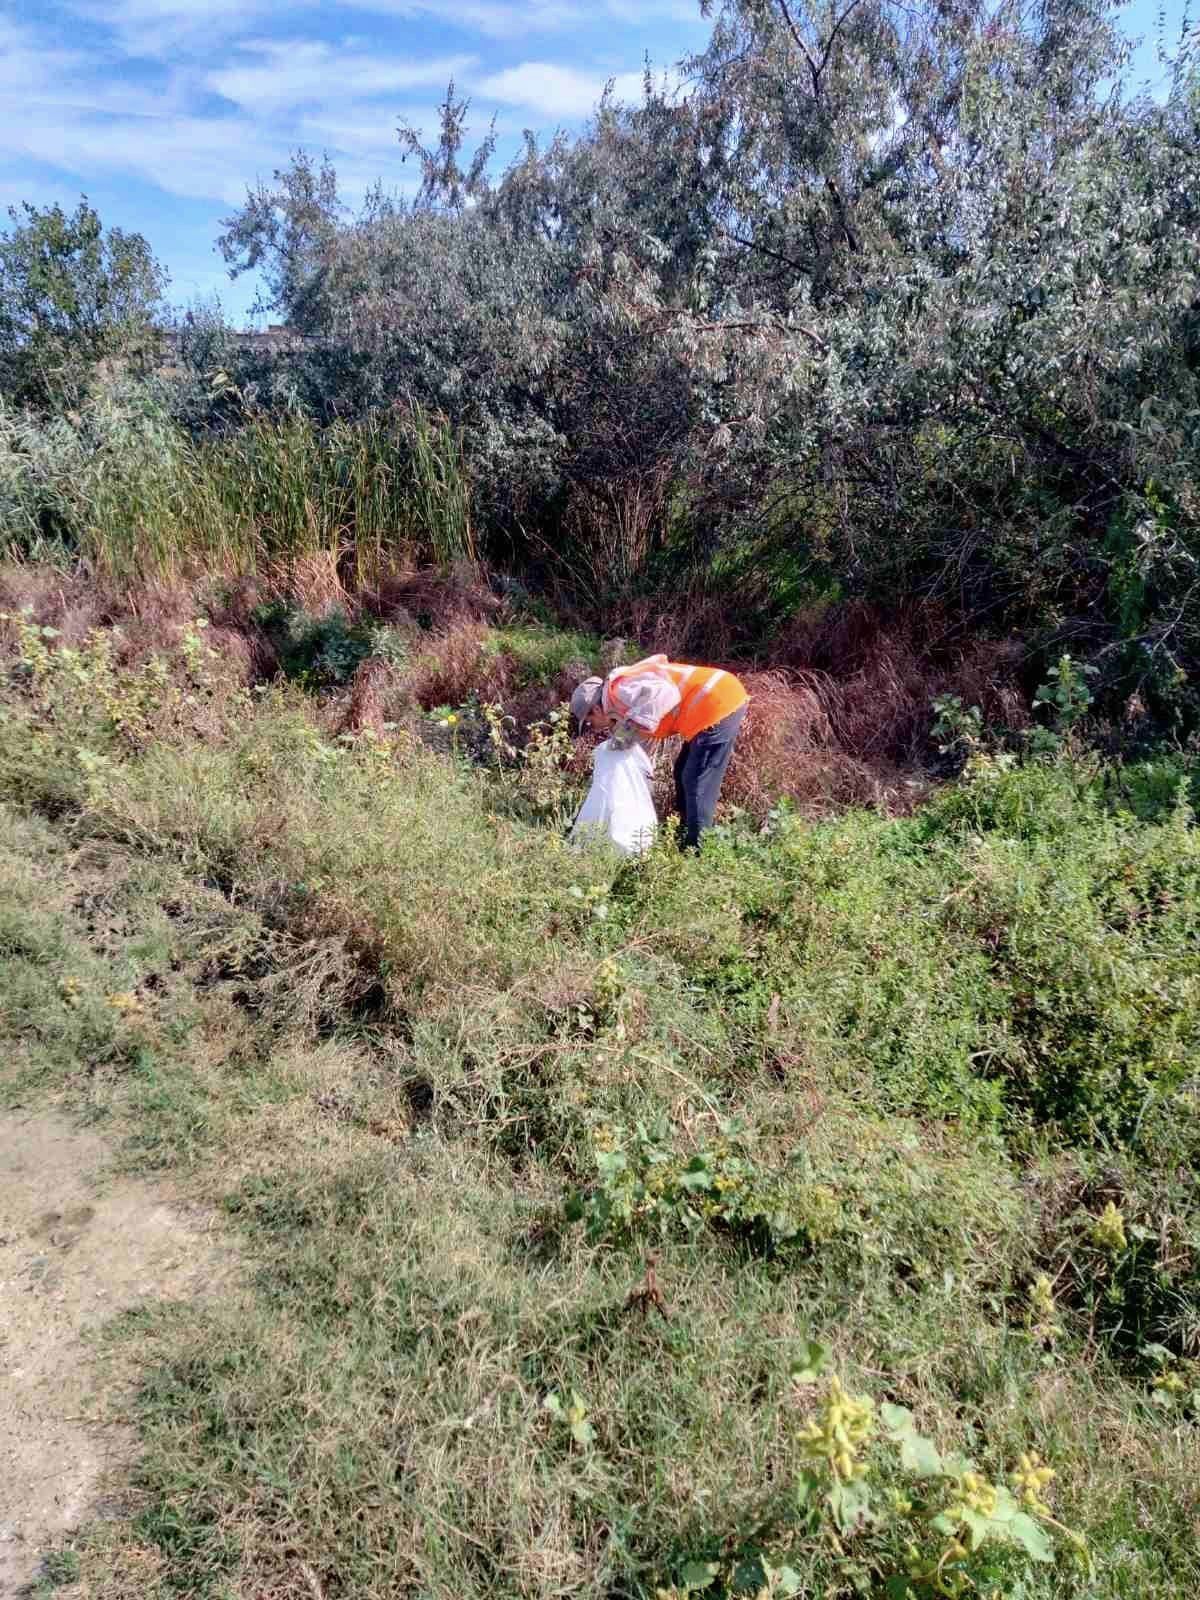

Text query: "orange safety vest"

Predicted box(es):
[605, 658, 748, 741]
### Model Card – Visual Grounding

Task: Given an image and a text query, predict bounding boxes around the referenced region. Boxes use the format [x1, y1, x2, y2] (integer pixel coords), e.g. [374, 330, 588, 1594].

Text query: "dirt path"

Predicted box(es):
[0, 1111, 228, 1596]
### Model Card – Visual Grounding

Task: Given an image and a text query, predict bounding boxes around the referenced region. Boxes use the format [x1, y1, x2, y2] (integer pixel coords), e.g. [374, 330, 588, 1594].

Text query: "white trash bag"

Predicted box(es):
[570, 739, 657, 856]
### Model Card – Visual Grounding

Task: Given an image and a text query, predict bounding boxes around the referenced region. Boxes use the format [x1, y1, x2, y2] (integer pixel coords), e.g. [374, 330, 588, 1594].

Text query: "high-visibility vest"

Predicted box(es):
[605, 657, 748, 741]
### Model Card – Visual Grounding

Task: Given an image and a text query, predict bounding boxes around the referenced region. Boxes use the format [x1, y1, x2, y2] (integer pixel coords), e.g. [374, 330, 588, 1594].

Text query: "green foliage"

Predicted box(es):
[196, 0, 1200, 718]
[0, 198, 166, 409]
[9, 0, 1200, 718]
[33, 1546, 82, 1593]
[781, 1374, 1086, 1596]
[0, 604, 248, 755]
[255, 601, 411, 687]
[566, 1116, 842, 1254]
[931, 695, 985, 758]
[484, 624, 598, 686]
[1032, 655, 1099, 747]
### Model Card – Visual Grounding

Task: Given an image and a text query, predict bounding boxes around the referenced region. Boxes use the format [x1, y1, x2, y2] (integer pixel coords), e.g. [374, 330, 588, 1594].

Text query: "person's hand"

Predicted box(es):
[608, 717, 645, 749]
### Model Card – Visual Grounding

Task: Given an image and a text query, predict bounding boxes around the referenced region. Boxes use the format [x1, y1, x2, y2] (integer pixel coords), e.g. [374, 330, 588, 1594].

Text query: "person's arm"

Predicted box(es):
[608, 668, 680, 735]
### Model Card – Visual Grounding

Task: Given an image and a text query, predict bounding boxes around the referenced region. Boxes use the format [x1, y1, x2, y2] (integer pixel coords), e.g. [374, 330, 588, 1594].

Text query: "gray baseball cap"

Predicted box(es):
[570, 675, 605, 727]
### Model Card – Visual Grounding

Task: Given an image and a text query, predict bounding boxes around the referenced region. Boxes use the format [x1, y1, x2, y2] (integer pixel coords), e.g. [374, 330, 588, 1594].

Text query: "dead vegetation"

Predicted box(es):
[1, 560, 1034, 821]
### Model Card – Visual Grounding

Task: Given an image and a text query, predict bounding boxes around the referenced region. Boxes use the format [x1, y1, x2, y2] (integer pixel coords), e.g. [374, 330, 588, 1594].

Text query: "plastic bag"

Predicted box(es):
[570, 739, 657, 856]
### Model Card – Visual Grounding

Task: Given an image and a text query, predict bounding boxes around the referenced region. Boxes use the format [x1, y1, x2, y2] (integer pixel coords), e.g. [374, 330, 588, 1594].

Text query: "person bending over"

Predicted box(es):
[571, 654, 748, 849]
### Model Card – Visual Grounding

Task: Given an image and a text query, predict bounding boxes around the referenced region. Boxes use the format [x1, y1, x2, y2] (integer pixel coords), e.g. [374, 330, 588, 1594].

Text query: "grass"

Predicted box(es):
[1, 613, 1199, 1598]
[0, 389, 473, 582]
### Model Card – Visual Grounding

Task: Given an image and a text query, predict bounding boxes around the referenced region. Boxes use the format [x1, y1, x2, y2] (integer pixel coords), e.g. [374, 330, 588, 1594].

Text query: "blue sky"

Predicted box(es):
[1, 0, 1190, 326]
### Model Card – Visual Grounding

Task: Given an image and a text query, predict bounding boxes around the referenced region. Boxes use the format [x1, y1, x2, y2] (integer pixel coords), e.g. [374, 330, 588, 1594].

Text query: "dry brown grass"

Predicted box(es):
[724, 670, 914, 817]
[1, 561, 1029, 822]
[541, 593, 1027, 817]
[406, 619, 512, 710]
[365, 561, 503, 629]
[564, 663, 926, 824]
[340, 657, 397, 738]
[0, 563, 266, 681]
[602, 590, 743, 662]
[776, 601, 1029, 762]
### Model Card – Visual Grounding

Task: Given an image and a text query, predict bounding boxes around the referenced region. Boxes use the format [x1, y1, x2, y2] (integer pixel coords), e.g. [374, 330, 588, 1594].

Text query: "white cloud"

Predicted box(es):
[362, 0, 582, 39]
[362, 0, 705, 40]
[0, 16, 82, 96]
[476, 60, 647, 117]
[0, 0, 688, 218]
[209, 40, 477, 114]
[67, 0, 317, 56]
[5, 106, 279, 205]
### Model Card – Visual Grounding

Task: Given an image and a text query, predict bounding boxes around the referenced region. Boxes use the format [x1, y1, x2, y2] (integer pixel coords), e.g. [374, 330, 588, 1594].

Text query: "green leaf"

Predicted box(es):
[1009, 1513, 1054, 1563]
[987, 1487, 1020, 1523]
[959, 1507, 991, 1551]
[879, 1402, 912, 1429]
[898, 1431, 943, 1477]
[789, 1339, 830, 1384]
[827, 1476, 874, 1534]
[570, 1418, 596, 1446]
[880, 1403, 943, 1476]
[794, 1468, 818, 1509]
[679, 1560, 719, 1592]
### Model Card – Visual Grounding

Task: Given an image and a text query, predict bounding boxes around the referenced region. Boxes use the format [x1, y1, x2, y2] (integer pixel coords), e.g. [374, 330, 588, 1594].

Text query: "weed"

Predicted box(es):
[33, 1547, 81, 1594]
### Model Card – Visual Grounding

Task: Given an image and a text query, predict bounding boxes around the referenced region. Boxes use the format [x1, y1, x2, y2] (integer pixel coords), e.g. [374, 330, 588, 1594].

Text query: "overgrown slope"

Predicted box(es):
[2, 608, 1198, 1599]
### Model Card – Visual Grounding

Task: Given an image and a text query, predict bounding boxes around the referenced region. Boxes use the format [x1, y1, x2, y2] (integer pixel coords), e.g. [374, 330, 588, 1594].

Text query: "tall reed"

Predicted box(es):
[0, 387, 474, 584]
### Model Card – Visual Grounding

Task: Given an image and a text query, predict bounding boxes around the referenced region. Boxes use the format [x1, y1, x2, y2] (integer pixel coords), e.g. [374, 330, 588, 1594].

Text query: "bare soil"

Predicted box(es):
[0, 1111, 228, 1596]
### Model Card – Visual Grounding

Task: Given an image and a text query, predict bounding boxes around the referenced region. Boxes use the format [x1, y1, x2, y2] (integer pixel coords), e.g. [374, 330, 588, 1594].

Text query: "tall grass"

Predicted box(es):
[0, 384, 474, 582]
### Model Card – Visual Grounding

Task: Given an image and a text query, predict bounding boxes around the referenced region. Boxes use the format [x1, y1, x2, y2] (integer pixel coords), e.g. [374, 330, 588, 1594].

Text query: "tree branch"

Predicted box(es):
[825, 176, 860, 252]
[819, 0, 870, 79]
[776, 0, 869, 95]
[775, 0, 822, 94]
[696, 314, 828, 351]
[718, 223, 809, 276]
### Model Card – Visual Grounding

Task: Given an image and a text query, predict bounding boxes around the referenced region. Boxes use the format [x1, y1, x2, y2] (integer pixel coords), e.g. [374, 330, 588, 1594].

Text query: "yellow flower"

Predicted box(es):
[106, 990, 145, 1017]
[798, 1375, 875, 1480]
[1012, 1451, 1056, 1515]
[1027, 1274, 1064, 1341]
[1091, 1201, 1127, 1252]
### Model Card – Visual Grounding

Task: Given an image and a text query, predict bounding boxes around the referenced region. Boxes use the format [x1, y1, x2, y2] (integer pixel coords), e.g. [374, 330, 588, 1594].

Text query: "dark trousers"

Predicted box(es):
[672, 703, 747, 849]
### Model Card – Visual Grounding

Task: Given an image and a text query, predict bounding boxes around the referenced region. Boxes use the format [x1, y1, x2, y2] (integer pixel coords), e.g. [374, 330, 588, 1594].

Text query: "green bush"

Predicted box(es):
[253, 601, 411, 687]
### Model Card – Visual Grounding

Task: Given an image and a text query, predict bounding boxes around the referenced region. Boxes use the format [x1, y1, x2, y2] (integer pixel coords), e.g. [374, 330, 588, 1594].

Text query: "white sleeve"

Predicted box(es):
[609, 668, 681, 732]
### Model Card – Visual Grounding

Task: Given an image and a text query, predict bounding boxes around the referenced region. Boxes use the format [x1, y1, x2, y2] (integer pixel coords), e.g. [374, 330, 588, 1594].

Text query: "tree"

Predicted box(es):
[212, 9, 1200, 706]
[0, 198, 167, 408]
[217, 152, 346, 335]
